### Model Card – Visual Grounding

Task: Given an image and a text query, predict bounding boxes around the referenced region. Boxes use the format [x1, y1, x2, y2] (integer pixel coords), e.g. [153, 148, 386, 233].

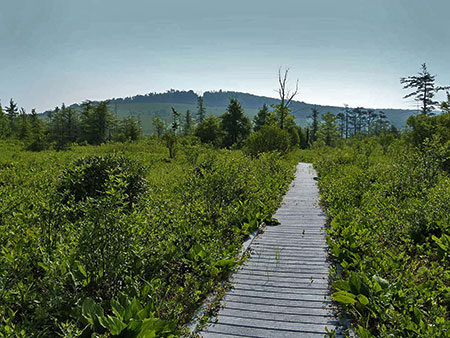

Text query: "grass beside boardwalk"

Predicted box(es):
[0, 138, 296, 337]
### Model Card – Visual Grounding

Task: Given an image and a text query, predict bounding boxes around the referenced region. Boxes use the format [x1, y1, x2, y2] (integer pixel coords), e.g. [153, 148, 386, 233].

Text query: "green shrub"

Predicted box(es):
[244, 125, 290, 156]
[315, 138, 450, 337]
[56, 155, 147, 207]
[0, 141, 296, 336]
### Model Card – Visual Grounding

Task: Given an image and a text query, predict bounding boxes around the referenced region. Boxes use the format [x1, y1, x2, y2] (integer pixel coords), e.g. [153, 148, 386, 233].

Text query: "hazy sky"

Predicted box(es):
[1, 0, 449, 112]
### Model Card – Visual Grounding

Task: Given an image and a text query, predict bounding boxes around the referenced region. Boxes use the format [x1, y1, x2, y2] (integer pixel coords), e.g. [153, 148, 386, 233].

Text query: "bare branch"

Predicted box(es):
[277, 67, 299, 107]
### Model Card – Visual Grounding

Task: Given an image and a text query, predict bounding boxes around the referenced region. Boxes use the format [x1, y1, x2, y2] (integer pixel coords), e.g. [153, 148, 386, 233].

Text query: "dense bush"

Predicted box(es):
[315, 137, 450, 337]
[244, 125, 290, 156]
[57, 155, 148, 206]
[0, 141, 295, 336]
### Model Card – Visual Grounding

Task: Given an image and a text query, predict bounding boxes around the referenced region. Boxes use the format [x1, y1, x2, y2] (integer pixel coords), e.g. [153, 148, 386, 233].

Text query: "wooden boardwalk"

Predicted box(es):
[201, 163, 342, 338]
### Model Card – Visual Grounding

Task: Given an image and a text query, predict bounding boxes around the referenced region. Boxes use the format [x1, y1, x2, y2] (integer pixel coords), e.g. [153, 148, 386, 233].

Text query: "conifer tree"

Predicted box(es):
[442, 92, 450, 114]
[5, 99, 18, 135]
[91, 101, 113, 144]
[336, 112, 346, 138]
[28, 109, 46, 151]
[79, 101, 112, 144]
[0, 103, 10, 138]
[197, 96, 206, 123]
[317, 112, 339, 146]
[220, 98, 251, 147]
[117, 116, 141, 141]
[253, 104, 269, 131]
[310, 108, 319, 142]
[171, 107, 180, 133]
[5, 99, 18, 121]
[17, 108, 31, 140]
[80, 100, 94, 143]
[195, 115, 222, 146]
[152, 117, 165, 137]
[401, 63, 449, 116]
[184, 110, 193, 136]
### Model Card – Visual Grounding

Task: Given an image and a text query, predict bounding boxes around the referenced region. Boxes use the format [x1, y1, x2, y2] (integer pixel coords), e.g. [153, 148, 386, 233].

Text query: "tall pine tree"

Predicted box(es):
[253, 104, 269, 131]
[310, 108, 319, 142]
[17, 108, 31, 140]
[0, 103, 10, 138]
[184, 110, 194, 136]
[197, 96, 206, 123]
[401, 63, 449, 116]
[220, 98, 251, 147]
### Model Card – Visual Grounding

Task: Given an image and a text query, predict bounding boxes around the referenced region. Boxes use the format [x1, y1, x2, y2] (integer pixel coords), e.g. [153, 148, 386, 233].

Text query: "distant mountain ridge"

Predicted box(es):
[42, 90, 418, 134]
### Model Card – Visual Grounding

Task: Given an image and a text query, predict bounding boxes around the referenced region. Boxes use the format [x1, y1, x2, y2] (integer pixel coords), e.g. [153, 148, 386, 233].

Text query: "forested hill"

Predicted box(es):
[44, 90, 417, 134]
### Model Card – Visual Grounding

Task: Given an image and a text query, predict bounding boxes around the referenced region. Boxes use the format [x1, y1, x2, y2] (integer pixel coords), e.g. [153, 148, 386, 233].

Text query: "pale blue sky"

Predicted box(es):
[1, 0, 449, 112]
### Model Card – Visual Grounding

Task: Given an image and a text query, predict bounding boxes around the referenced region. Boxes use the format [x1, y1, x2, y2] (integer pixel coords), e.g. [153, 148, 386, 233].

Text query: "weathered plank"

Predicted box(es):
[200, 163, 343, 338]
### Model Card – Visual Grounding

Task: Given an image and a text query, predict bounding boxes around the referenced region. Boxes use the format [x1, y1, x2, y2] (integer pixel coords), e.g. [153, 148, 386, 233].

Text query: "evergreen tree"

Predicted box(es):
[305, 127, 311, 147]
[297, 125, 308, 149]
[171, 107, 180, 133]
[17, 108, 31, 140]
[184, 110, 194, 136]
[152, 117, 165, 137]
[366, 109, 378, 134]
[0, 103, 10, 138]
[162, 132, 178, 159]
[310, 108, 319, 142]
[5, 99, 18, 122]
[372, 112, 390, 136]
[78, 101, 112, 145]
[317, 112, 339, 146]
[355, 108, 367, 134]
[442, 92, 450, 114]
[91, 101, 113, 144]
[347, 107, 360, 137]
[28, 109, 46, 151]
[80, 100, 95, 143]
[197, 96, 206, 123]
[344, 104, 350, 138]
[116, 116, 141, 141]
[63, 106, 79, 143]
[195, 115, 222, 146]
[220, 98, 251, 147]
[48, 104, 80, 148]
[5, 99, 18, 135]
[401, 63, 449, 116]
[336, 112, 346, 138]
[253, 104, 269, 131]
[287, 126, 299, 148]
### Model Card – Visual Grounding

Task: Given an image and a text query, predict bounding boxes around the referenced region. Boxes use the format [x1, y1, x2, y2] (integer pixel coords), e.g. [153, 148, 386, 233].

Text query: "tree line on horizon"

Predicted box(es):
[0, 99, 141, 150]
[0, 64, 447, 154]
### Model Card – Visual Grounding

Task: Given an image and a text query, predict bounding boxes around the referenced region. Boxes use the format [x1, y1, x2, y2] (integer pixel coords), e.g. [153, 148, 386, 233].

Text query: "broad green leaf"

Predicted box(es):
[81, 298, 104, 325]
[123, 297, 143, 322]
[357, 294, 369, 306]
[331, 291, 356, 304]
[76, 261, 87, 278]
[373, 275, 389, 289]
[111, 299, 125, 320]
[98, 315, 127, 335]
[332, 280, 350, 292]
[349, 273, 361, 294]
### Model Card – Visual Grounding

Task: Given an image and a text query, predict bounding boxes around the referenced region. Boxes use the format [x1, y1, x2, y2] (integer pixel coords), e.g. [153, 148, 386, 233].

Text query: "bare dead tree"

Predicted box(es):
[275, 67, 299, 129]
[278, 67, 299, 108]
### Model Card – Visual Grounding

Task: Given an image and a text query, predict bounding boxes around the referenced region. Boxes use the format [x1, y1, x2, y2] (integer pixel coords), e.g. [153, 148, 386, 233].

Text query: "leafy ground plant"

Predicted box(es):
[315, 138, 450, 337]
[0, 140, 295, 336]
